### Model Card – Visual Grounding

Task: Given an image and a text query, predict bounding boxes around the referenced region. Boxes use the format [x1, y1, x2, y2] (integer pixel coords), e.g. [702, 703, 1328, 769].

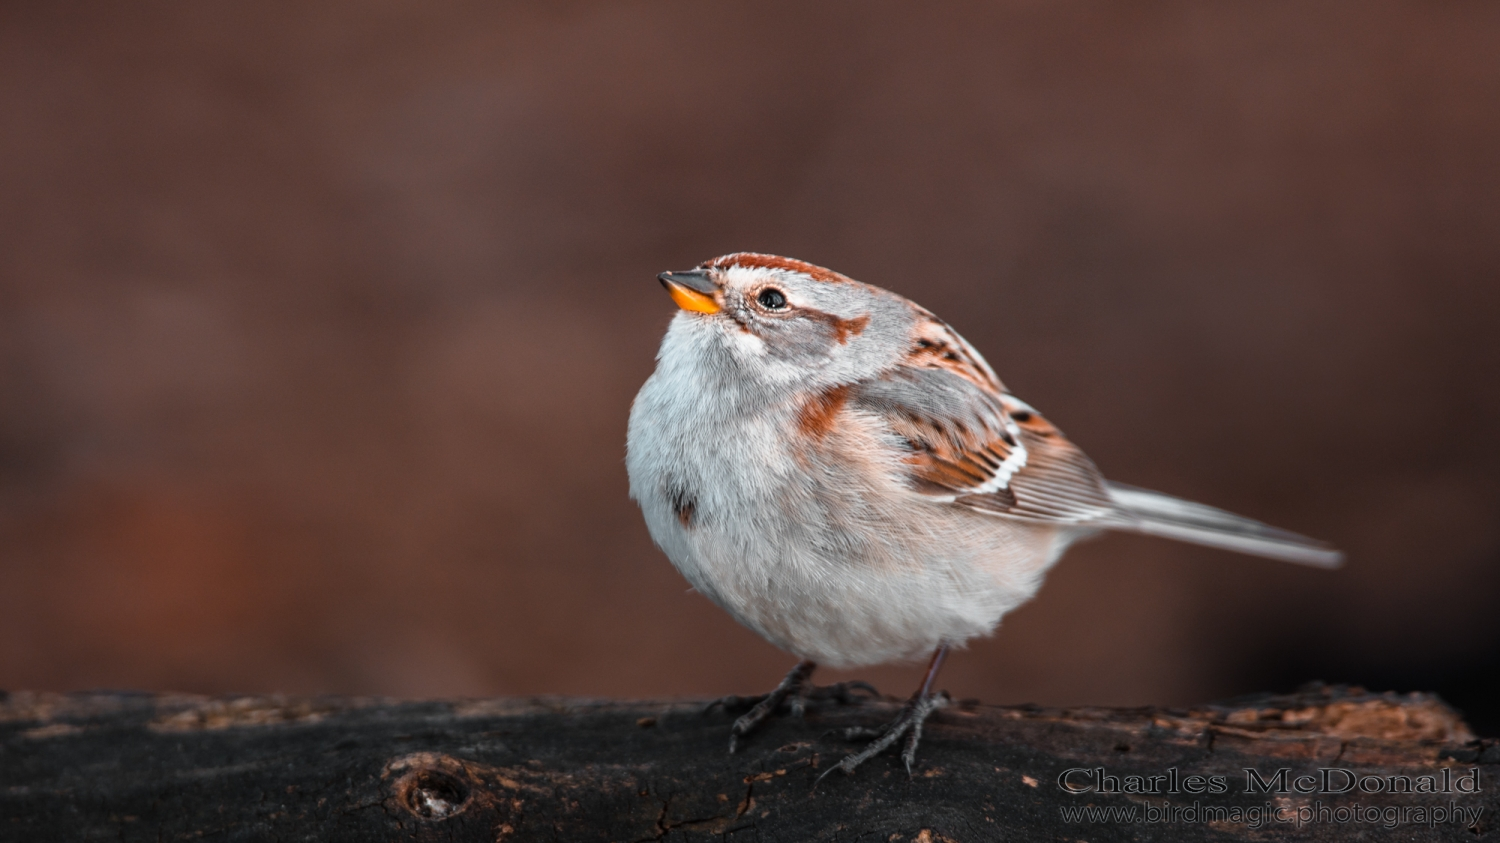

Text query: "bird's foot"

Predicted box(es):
[787, 680, 882, 717]
[818, 690, 950, 781]
[703, 661, 879, 753]
[706, 681, 878, 716]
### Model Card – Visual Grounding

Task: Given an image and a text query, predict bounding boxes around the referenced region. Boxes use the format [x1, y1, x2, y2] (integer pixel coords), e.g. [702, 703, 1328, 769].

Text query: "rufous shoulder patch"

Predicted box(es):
[796, 383, 851, 439]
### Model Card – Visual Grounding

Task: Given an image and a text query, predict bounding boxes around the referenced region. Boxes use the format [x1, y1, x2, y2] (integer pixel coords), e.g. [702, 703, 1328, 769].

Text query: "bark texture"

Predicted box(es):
[2, 684, 1495, 841]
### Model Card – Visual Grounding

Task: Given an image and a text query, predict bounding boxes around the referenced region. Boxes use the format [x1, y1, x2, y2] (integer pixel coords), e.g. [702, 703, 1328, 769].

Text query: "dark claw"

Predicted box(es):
[713, 663, 888, 755]
[839, 680, 883, 700]
[804, 680, 882, 705]
[716, 661, 817, 753]
[815, 646, 952, 783]
[901, 694, 946, 776]
[703, 693, 771, 716]
[820, 691, 949, 780]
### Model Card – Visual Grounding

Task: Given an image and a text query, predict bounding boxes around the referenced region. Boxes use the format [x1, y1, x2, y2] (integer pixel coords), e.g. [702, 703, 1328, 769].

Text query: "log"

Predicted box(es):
[1, 683, 1495, 841]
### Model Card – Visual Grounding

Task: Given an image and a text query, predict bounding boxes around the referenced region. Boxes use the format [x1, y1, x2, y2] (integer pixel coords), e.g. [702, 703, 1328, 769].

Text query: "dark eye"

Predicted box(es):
[756, 288, 788, 310]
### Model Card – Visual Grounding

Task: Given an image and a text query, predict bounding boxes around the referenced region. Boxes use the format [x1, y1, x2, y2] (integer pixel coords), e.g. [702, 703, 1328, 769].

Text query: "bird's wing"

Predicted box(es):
[839, 313, 1340, 565]
[847, 319, 1119, 526]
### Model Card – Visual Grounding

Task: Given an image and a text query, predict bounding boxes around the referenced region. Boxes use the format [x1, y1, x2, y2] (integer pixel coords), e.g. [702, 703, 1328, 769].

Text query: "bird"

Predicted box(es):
[625, 252, 1341, 777]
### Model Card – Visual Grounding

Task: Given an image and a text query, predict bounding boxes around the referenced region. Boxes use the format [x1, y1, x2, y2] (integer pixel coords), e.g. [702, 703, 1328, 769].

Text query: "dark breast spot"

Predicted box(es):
[667, 482, 698, 529]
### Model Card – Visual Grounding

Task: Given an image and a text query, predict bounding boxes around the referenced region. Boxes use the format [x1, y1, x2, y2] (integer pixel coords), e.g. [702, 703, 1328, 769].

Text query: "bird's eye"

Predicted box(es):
[756, 288, 788, 310]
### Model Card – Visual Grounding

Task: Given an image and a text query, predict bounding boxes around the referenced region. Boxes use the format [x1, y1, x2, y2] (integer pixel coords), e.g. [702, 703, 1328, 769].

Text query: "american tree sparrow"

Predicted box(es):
[626, 253, 1340, 777]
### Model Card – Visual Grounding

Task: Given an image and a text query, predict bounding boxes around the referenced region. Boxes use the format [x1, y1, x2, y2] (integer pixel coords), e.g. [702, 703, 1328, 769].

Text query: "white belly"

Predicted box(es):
[655, 499, 1063, 667]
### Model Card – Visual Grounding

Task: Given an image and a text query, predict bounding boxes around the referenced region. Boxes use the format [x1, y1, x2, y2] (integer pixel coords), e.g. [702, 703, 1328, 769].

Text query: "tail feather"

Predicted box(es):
[1105, 482, 1343, 569]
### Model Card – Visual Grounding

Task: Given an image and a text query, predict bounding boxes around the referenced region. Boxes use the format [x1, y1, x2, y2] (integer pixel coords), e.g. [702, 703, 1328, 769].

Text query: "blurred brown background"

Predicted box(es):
[2, 2, 1497, 733]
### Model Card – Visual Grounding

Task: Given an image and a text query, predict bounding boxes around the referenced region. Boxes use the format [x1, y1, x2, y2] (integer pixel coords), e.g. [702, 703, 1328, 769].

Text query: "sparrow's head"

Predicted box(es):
[655, 253, 913, 388]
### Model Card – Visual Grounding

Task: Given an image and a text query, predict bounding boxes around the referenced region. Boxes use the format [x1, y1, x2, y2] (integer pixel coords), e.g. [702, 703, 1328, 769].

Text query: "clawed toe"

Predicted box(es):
[793, 681, 879, 718]
[711, 661, 817, 753]
[710, 681, 878, 719]
[804, 680, 881, 705]
[703, 693, 769, 716]
[818, 691, 949, 782]
[709, 662, 887, 754]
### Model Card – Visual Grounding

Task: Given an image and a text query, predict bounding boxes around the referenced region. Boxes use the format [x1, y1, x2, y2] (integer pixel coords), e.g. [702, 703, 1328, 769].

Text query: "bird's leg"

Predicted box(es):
[704, 660, 881, 753]
[820, 646, 950, 779]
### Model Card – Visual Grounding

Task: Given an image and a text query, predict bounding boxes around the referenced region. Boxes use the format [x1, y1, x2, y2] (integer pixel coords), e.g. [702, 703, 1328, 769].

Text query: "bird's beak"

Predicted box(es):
[658, 269, 722, 315]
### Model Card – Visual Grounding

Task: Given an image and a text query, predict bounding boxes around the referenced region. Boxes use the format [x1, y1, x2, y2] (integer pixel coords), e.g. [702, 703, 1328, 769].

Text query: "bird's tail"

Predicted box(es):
[1104, 482, 1343, 568]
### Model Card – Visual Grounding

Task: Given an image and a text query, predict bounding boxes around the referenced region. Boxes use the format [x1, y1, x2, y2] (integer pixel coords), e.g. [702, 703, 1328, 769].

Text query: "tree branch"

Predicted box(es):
[2, 684, 1494, 841]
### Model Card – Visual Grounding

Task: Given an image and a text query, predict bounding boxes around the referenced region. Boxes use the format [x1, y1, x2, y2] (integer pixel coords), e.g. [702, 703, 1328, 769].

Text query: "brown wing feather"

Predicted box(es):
[852, 316, 1117, 526]
[883, 404, 1022, 497]
[957, 395, 1117, 523]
